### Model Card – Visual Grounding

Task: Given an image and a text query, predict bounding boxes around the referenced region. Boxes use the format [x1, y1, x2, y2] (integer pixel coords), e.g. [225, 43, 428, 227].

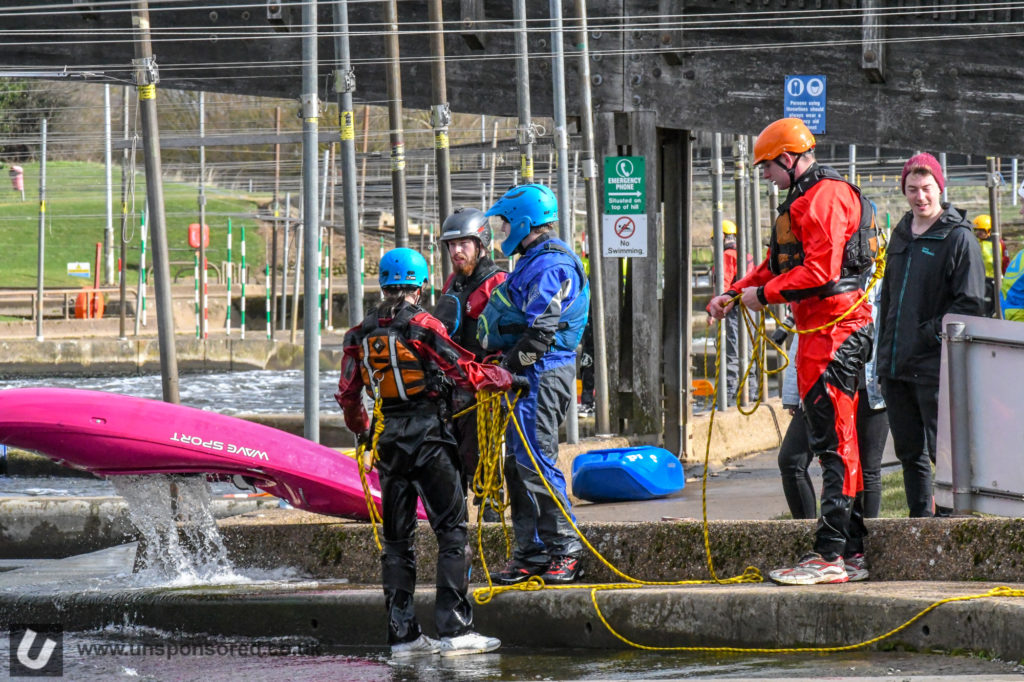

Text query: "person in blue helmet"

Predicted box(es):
[336, 247, 525, 658]
[479, 183, 590, 584]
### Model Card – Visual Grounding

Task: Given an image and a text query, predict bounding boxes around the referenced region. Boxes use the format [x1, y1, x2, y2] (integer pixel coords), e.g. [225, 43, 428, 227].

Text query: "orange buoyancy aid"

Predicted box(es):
[357, 305, 433, 401]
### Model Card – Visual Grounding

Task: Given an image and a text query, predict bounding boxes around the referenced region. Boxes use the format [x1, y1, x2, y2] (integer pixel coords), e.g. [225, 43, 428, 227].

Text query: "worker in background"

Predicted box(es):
[336, 247, 525, 658]
[971, 214, 1009, 317]
[706, 219, 754, 403]
[435, 207, 508, 522]
[1001, 181, 1024, 321]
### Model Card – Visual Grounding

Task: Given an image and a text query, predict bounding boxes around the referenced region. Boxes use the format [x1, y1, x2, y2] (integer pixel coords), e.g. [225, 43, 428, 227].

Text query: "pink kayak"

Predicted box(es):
[0, 387, 426, 520]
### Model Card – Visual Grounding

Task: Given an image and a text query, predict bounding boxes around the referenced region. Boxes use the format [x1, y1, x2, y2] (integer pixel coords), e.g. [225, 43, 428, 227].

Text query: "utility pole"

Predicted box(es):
[118, 87, 130, 340]
[574, 0, 610, 435]
[35, 119, 46, 342]
[987, 156, 1004, 319]
[132, 0, 179, 404]
[103, 84, 115, 285]
[384, 0, 409, 246]
[198, 91, 208, 340]
[271, 105, 281, 334]
[301, 0, 320, 441]
[513, 0, 535, 183]
[733, 136, 750, 407]
[711, 133, 726, 412]
[428, 0, 453, 280]
[549, 0, 577, 443]
[333, 0, 363, 326]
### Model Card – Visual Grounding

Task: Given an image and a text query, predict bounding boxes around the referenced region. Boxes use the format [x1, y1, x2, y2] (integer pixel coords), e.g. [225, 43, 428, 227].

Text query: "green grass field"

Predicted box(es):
[0, 161, 266, 288]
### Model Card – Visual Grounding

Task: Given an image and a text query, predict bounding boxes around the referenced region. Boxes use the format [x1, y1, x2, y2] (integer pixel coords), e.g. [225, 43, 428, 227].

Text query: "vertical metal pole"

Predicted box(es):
[118, 86, 130, 340]
[35, 119, 47, 342]
[514, 0, 535, 183]
[333, 0, 364, 326]
[428, 0, 453, 281]
[549, 0, 577, 442]
[1013, 158, 1019, 207]
[939, 152, 949, 205]
[384, 0, 409, 246]
[359, 104, 370, 228]
[301, 0, 320, 442]
[574, 0, 609, 434]
[488, 120, 499, 206]
[748, 135, 764, 390]
[711, 133, 727, 411]
[945, 321, 973, 513]
[320, 147, 330, 223]
[848, 144, 857, 185]
[421, 164, 430, 250]
[198, 91, 208, 340]
[103, 84, 115, 286]
[281, 191, 291, 331]
[769, 182, 784, 398]
[733, 136, 749, 406]
[987, 157, 1003, 319]
[132, 0, 179, 403]
[292, 221, 304, 344]
[271, 106, 281, 333]
[226, 218, 233, 336]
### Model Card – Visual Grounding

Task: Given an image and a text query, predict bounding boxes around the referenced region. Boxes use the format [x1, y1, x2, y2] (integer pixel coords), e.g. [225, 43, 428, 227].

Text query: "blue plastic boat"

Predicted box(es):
[571, 446, 685, 503]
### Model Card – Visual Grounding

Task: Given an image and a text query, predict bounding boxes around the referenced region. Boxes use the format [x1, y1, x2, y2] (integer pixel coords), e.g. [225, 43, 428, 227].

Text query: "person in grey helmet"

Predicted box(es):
[435, 207, 508, 521]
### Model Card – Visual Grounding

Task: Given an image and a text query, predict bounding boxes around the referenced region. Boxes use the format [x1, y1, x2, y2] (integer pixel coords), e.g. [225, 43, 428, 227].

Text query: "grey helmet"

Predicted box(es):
[440, 207, 491, 249]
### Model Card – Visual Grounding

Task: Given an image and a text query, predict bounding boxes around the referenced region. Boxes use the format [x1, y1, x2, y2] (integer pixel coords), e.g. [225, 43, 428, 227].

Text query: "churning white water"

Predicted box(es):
[110, 475, 244, 585]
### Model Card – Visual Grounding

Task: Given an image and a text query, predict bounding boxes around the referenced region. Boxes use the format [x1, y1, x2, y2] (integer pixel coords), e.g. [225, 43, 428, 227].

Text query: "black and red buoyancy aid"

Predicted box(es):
[358, 305, 442, 402]
[434, 258, 504, 360]
[769, 164, 879, 300]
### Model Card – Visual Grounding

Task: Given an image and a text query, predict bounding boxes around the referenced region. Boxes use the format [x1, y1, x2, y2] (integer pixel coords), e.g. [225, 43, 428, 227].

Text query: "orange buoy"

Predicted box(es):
[74, 290, 105, 319]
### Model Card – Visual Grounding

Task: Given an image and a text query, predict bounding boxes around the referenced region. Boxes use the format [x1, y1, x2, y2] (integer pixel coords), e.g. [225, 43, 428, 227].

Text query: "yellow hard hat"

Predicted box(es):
[973, 214, 992, 234]
[722, 219, 737, 235]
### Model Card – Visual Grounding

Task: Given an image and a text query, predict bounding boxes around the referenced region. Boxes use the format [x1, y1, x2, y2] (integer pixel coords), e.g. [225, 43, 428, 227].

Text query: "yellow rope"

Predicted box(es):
[589, 585, 1024, 653]
[471, 391, 761, 607]
[356, 385, 388, 552]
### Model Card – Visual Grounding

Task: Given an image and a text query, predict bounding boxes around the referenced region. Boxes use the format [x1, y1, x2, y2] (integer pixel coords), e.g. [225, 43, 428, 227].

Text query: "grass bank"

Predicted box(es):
[0, 161, 266, 288]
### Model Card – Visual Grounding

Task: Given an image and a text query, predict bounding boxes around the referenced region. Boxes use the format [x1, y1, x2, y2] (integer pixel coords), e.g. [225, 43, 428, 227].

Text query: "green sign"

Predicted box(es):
[603, 156, 646, 214]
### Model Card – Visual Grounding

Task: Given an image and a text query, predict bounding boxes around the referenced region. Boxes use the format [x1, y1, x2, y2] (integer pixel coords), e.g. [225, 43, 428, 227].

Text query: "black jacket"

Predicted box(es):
[876, 204, 985, 385]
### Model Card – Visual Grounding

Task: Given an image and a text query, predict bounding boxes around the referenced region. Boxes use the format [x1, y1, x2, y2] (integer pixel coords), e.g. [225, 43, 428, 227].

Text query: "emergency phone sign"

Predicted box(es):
[784, 75, 827, 134]
[602, 156, 648, 258]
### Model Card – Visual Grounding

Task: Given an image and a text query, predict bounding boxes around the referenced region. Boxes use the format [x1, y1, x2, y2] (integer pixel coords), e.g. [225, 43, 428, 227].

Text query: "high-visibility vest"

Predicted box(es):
[1001, 251, 1024, 322]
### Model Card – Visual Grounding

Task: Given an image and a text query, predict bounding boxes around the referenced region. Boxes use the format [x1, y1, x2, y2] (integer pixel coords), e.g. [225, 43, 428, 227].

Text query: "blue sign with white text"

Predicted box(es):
[784, 75, 827, 134]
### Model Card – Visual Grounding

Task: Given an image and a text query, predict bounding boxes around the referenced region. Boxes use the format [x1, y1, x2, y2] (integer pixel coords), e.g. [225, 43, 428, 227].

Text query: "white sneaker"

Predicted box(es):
[391, 634, 441, 658]
[439, 631, 501, 657]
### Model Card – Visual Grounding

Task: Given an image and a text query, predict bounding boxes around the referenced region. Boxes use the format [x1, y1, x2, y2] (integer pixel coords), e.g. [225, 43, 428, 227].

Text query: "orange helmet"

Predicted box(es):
[753, 118, 816, 165]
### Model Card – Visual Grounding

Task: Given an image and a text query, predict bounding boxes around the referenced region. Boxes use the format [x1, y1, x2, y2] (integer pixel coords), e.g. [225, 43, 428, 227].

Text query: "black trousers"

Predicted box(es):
[376, 410, 473, 644]
[778, 391, 888, 524]
[879, 377, 939, 518]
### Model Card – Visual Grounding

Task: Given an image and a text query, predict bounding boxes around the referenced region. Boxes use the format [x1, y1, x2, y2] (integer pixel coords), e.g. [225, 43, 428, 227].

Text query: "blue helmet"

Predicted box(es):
[485, 183, 558, 257]
[379, 248, 428, 289]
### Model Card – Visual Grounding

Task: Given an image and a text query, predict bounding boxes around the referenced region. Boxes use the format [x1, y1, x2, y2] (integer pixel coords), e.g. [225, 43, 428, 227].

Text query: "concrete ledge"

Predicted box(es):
[0, 337, 343, 376]
[1, 579, 1022, 660]
[0, 497, 279, 559]
[218, 510, 1024, 585]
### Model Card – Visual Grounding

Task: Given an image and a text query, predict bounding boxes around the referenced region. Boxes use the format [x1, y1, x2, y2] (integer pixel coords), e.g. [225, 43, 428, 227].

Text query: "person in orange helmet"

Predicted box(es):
[708, 117, 877, 585]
